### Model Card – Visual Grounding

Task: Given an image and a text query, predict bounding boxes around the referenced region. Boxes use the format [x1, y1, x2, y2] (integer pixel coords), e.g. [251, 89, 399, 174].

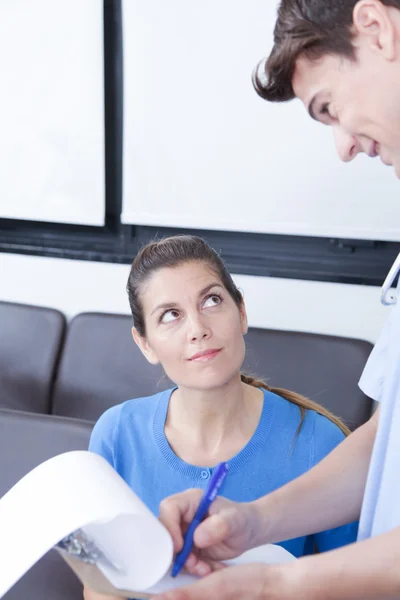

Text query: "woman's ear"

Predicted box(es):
[131, 327, 160, 365]
[239, 301, 248, 336]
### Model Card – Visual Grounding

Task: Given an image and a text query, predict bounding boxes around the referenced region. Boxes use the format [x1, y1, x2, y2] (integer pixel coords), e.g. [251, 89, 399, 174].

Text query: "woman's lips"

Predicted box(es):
[189, 348, 222, 362]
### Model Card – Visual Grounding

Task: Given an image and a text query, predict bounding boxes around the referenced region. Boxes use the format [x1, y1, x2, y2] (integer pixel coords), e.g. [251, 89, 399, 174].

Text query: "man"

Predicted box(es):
[150, 1, 400, 599]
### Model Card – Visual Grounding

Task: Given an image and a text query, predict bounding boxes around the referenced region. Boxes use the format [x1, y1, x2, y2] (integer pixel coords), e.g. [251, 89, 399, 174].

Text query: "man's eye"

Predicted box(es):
[160, 309, 180, 323]
[320, 103, 333, 119]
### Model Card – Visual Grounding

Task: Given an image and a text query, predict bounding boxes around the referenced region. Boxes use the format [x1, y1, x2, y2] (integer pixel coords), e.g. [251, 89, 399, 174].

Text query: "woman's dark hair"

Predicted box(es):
[127, 235, 242, 337]
[252, 0, 400, 103]
[127, 234, 350, 436]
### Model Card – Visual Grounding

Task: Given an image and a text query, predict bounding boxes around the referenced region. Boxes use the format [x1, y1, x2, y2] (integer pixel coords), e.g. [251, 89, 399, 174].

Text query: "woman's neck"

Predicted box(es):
[164, 377, 264, 467]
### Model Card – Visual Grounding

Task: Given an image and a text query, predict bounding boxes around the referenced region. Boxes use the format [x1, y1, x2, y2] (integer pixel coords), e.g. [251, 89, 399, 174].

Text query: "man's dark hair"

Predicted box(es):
[253, 0, 400, 102]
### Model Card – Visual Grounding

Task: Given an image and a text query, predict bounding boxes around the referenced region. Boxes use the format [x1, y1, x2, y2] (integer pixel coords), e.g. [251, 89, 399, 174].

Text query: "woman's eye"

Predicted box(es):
[202, 294, 222, 309]
[160, 309, 180, 324]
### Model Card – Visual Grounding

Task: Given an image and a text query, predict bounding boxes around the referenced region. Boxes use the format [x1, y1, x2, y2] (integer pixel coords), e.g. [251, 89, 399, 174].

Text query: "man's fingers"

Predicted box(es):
[193, 513, 230, 548]
[183, 553, 226, 576]
[151, 564, 273, 600]
[182, 554, 212, 577]
[158, 497, 184, 552]
[159, 490, 204, 552]
[150, 566, 246, 600]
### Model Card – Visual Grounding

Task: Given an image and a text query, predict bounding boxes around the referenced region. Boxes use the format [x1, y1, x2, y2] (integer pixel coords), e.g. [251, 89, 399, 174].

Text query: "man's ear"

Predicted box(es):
[353, 0, 397, 60]
[239, 299, 248, 336]
[131, 327, 160, 365]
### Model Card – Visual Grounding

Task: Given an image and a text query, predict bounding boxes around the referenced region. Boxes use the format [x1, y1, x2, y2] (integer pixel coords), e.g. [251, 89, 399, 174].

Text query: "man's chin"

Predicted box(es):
[393, 162, 400, 179]
[379, 155, 399, 177]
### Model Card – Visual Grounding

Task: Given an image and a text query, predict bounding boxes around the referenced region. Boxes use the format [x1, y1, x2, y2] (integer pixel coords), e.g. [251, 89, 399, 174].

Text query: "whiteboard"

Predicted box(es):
[0, 0, 105, 225]
[122, 0, 400, 241]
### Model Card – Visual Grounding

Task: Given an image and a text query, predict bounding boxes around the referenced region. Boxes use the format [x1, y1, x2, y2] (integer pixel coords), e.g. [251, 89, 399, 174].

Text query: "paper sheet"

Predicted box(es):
[0, 451, 295, 598]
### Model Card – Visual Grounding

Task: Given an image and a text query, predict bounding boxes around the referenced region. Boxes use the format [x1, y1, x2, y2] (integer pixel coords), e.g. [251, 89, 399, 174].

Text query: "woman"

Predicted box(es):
[84, 235, 357, 600]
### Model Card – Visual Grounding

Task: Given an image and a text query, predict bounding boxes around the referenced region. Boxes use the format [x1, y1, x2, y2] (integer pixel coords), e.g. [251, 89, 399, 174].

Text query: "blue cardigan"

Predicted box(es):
[89, 388, 357, 557]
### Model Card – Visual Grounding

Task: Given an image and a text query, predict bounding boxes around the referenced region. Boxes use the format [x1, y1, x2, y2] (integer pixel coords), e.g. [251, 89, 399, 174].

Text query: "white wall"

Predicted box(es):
[0, 252, 390, 344]
[0, 0, 105, 225]
[122, 0, 400, 241]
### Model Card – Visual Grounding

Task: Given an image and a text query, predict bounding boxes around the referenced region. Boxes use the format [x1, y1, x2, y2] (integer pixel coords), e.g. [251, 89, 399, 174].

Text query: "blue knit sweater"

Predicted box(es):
[89, 388, 357, 557]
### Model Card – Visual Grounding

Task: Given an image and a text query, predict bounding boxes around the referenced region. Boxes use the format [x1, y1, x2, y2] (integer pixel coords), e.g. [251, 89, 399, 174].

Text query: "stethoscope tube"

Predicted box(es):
[381, 253, 400, 306]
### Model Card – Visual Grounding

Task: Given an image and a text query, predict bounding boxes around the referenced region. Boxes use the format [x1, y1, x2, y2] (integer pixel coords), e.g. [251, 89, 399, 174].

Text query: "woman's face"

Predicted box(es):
[133, 261, 248, 391]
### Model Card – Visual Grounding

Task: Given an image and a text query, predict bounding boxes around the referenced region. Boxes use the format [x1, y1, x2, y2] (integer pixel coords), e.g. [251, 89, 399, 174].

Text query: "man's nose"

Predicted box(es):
[333, 125, 362, 162]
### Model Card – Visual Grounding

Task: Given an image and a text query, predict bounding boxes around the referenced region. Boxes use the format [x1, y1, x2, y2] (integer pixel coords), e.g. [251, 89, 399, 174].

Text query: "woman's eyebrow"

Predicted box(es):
[150, 283, 223, 316]
[150, 300, 179, 316]
[197, 282, 224, 298]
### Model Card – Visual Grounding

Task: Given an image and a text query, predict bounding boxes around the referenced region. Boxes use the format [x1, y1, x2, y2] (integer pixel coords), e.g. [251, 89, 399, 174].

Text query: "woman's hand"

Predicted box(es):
[83, 585, 124, 600]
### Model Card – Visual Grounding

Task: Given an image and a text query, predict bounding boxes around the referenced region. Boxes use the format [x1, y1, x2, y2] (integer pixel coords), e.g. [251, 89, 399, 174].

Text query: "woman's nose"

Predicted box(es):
[187, 314, 211, 342]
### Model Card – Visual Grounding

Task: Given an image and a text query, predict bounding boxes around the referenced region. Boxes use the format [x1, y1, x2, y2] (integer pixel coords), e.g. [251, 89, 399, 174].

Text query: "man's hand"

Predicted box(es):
[150, 562, 301, 600]
[159, 490, 266, 576]
[159, 414, 378, 578]
[151, 525, 400, 600]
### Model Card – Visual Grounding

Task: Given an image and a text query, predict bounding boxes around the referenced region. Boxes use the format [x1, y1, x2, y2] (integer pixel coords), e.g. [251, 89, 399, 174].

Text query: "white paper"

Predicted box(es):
[0, 451, 295, 598]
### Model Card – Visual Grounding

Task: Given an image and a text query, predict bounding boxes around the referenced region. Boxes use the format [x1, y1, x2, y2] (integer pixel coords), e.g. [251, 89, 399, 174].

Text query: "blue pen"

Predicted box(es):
[171, 462, 229, 578]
